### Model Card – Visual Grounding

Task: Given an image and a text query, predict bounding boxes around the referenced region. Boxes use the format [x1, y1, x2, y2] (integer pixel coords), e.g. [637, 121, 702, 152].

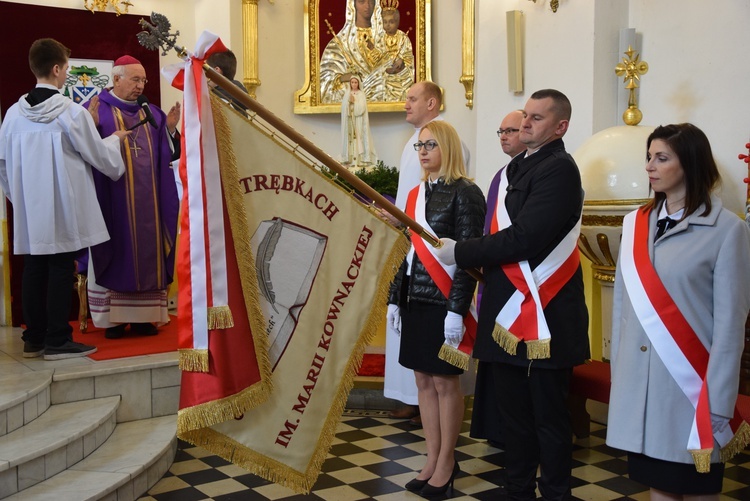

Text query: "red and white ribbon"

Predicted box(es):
[405, 183, 477, 367]
[620, 208, 725, 468]
[162, 31, 233, 371]
[490, 168, 580, 358]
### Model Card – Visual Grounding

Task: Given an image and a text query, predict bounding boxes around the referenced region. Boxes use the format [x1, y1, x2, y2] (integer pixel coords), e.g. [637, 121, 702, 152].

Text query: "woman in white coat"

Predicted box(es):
[607, 123, 750, 499]
[341, 75, 376, 168]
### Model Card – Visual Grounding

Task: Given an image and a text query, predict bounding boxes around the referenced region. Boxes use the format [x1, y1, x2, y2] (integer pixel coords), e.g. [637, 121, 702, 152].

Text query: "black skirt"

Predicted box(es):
[627, 452, 724, 494]
[398, 301, 463, 376]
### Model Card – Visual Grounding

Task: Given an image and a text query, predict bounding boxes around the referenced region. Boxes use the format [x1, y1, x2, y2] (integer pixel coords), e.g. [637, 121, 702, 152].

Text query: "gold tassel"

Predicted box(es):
[720, 420, 750, 463]
[207, 305, 235, 330]
[526, 338, 551, 359]
[438, 344, 470, 370]
[179, 348, 209, 372]
[690, 448, 713, 473]
[493, 323, 519, 355]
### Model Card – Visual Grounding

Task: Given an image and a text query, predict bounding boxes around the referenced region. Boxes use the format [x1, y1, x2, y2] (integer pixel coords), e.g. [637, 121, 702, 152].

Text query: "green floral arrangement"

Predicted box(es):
[323, 160, 399, 199]
[351, 161, 399, 198]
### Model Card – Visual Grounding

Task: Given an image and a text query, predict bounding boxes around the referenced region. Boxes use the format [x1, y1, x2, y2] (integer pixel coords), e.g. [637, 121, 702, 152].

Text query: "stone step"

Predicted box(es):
[0, 371, 53, 437]
[346, 386, 398, 411]
[3, 415, 177, 501]
[50, 354, 180, 423]
[0, 396, 119, 498]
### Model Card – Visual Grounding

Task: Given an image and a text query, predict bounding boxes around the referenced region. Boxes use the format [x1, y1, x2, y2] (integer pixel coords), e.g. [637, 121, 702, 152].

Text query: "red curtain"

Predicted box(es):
[0, 2, 161, 115]
[0, 2, 162, 325]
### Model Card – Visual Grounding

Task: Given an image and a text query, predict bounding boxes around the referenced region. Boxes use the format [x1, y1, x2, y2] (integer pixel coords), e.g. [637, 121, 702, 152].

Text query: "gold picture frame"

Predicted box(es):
[294, 0, 431, 114]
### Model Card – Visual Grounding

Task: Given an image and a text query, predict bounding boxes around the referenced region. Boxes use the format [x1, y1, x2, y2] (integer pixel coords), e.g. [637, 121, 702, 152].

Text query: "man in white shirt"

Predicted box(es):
[0, 38, 127, 360]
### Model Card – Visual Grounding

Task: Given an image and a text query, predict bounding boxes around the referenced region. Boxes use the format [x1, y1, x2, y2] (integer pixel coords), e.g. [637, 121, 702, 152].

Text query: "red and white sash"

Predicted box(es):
[490, 168, 581, 359]
[620, 208, 749, 471]
[162, 32, 235, 372]
[405, 183, 477, 370]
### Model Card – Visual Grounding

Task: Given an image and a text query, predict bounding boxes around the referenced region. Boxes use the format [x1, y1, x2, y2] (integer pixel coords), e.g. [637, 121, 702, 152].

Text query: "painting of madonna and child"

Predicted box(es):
[294, 0, 429, 114]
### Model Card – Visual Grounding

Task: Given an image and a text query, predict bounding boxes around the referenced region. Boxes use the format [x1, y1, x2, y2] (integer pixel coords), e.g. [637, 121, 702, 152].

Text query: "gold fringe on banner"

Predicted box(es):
[526, 338, 551, 359]
[212, 95, 272, 389]
[179, 228, 410, 494]
[493, 323, 519, 355]
[179, 426, 308, 493]
[690, 448, 713, 473]
[179, 348, 209, 372]
[177, 96, 410, 494]
[438, 343, 470, 370]
[721, 420, 750, 463]
[176, 99, 274, 434]
[207, 304, 234, 330]
[177, 379, 272, 435]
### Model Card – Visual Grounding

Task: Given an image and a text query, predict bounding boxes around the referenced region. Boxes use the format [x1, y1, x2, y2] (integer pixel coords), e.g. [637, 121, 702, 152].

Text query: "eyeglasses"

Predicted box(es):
[497, 128, 519, 137]
[413, 140, 439, 151]
[129, 77, 148, 85]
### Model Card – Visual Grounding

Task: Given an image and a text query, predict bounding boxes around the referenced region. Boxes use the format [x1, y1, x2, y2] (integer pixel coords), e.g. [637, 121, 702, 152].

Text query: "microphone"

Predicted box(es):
[136, 95, 157, 129]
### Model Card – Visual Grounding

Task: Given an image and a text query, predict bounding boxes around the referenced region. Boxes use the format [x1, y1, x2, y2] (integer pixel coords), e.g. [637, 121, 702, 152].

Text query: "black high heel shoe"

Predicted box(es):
[420, 461, 460, 497]
[405, 476, 430, 492]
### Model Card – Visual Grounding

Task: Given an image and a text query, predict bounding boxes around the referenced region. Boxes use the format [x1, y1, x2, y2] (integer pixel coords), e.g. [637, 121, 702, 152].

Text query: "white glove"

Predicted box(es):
[387, 304, 401, 335]
[711, 413, 730, 435]
[434, 238, 457, 266]
[444, 311, 464, 348]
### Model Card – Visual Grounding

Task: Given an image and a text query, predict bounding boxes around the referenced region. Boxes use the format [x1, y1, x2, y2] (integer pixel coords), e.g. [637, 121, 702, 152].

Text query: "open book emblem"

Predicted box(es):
[251, 217, 328, 370]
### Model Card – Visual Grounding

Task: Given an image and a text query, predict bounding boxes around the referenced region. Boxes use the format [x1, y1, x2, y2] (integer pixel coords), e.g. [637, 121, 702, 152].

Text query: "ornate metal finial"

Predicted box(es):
[84, 0, 133, 16]
[137, 12, 186, 58]
[615, 45, 649, 126]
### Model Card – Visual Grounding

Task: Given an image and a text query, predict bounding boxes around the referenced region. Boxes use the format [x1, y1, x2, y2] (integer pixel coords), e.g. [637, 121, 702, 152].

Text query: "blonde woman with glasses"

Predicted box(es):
[387, 120, 485, 497]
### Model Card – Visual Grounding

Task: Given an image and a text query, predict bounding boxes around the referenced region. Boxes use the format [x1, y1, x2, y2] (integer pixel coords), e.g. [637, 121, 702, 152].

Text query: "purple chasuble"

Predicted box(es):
[86, 88, 178, 293]
[474, 165, 507, 314]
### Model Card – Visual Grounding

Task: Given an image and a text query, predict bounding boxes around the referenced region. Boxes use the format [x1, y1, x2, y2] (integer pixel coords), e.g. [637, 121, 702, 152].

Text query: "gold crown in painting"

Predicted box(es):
[381, 0, 399, 12]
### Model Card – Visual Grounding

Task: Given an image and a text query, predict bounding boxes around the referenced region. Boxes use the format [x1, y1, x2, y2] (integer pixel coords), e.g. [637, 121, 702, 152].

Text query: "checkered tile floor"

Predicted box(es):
[138, 407, 750, 500]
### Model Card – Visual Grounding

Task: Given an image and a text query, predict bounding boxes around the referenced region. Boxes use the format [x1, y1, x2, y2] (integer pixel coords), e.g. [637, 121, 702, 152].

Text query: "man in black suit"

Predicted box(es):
[435, 89, 589, 501]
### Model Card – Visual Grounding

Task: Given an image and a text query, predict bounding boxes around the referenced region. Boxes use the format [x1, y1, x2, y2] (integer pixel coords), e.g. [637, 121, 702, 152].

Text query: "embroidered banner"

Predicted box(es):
[164, 33, 268, 440]
[178, 96, 409, 493]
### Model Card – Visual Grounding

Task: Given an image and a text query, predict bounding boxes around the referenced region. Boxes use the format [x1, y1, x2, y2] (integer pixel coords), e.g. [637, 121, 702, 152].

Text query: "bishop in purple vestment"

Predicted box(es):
[84, 55, 180, 338]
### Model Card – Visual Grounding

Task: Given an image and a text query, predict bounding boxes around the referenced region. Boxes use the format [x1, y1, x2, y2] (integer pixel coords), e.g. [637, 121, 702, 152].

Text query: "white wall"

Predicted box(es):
[9, 0, 750, 213]
[630, 0, 750, 214]
[474, 0, 749, 214]
[474, 1, 600, 192]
